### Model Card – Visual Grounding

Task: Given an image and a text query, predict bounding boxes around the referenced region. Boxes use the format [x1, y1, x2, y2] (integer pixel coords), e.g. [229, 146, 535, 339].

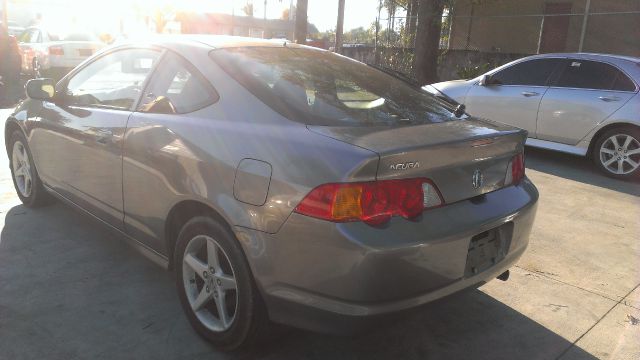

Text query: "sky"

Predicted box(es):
[7, 0, 385, 32]
[190, 0, 386, 32]
[308, 0, 383, 32]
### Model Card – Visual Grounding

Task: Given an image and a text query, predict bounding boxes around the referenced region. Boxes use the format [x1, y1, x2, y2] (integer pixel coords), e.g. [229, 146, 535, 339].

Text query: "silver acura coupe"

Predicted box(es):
[432, 53, 640, 179]
[5, 36, 538, 350]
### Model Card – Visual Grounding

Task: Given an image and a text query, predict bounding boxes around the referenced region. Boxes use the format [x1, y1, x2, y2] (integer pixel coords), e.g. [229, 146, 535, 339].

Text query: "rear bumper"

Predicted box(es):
[234, 179, 538, 334]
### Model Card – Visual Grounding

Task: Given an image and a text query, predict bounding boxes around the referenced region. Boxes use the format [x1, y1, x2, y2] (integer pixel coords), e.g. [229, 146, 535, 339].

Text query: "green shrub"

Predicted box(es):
[456, 62, 491, 79]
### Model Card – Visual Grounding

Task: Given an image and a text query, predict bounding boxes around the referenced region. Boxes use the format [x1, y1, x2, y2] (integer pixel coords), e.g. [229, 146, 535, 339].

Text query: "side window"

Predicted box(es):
[19, 29, 40, 43]
[555, 60, 636, 91]
[65, 48, 160, 110]
[491, 58, 562, 86]
[613, 73, 636, 92]
[139, 52, 218, 114]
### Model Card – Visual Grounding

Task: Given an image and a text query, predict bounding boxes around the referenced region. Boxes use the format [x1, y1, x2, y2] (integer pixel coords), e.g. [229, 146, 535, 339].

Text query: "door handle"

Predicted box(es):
[598, 96, 620, 102]
[521, 91, 540, 97]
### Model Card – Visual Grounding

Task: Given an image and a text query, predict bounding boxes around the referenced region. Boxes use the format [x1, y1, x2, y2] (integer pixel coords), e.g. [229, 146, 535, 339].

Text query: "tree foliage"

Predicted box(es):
[242, 2, 254, 17]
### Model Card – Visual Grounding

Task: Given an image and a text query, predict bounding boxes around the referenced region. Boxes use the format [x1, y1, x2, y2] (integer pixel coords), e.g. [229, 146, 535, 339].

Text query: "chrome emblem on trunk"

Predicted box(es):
[389, 161, 420, 170]
[472, 169, 483, 189]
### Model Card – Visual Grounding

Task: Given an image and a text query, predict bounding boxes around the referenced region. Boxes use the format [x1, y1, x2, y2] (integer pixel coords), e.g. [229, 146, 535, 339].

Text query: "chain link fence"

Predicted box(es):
[344, 0, 640, 82]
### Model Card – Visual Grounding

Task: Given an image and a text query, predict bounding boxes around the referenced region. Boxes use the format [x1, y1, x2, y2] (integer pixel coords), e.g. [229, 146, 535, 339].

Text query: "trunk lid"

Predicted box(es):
[48, 41, 105, 61]
[308, 118, 526, 204]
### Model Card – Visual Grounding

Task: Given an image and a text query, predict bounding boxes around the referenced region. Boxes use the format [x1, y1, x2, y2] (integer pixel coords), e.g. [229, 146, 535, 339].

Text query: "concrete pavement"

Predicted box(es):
[0, 107, 638, 359]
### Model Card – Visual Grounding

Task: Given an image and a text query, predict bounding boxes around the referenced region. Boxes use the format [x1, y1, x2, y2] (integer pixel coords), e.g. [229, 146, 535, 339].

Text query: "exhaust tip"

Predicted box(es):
[497, 270, 510, 281]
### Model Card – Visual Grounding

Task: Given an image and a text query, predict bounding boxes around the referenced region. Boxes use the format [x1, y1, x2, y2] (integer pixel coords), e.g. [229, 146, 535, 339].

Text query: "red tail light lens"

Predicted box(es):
[295, 178, 444, 226]
[505, 152, 525, 185]
[49, 46, 64, 56]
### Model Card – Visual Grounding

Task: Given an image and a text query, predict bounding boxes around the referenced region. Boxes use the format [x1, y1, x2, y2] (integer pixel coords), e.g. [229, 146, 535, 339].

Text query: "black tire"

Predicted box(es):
[174, 216, 270, 351]
[592, 126, 640, 180]
[8, 130, 52, 207]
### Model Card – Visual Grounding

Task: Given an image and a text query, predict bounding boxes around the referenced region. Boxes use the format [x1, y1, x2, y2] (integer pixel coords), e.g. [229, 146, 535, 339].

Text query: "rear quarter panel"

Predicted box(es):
[579, 92, 640, 149]
[122, 51, 379, 255]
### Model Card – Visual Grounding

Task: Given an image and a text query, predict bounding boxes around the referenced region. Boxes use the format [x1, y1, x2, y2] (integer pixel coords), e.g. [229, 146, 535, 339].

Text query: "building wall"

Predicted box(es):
[448, 0, 639, 56]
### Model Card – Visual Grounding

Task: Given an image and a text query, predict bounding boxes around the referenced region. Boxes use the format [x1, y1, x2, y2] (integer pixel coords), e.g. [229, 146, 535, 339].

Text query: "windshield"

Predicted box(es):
[210, 47, 458, 126]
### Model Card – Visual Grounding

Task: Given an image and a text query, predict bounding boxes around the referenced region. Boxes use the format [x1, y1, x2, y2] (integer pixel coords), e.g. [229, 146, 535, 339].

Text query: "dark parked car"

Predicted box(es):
[5, 36, 538, 350]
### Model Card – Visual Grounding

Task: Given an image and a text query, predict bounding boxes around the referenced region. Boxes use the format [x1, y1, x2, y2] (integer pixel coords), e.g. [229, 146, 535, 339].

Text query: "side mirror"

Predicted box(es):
[26, 78, 56, 100]
[479, 74, 494, 86]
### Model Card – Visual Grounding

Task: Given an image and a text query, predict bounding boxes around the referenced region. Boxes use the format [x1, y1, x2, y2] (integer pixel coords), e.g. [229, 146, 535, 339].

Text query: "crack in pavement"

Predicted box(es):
[515, 265, 626, 304]
[555, 283, 640, 360]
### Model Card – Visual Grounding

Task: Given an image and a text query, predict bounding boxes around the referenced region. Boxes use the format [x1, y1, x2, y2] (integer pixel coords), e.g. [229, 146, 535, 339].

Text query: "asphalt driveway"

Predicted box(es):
[0, 108, 638, 360]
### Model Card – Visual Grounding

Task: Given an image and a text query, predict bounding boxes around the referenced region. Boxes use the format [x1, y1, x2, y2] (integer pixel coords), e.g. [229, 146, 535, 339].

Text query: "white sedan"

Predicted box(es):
[432, 53, 640, 179]
[18, 27, 105, 80]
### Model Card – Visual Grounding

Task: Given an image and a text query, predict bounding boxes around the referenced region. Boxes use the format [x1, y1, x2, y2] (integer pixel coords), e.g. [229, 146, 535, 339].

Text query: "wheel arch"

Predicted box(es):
[164, 199, 235, 270]
[5, 119, 25, 155]
[587, 122, 640, 159]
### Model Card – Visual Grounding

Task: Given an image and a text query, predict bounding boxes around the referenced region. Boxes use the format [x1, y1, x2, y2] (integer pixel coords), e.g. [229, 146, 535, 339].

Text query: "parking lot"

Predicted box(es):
[0, 107, 638, 360]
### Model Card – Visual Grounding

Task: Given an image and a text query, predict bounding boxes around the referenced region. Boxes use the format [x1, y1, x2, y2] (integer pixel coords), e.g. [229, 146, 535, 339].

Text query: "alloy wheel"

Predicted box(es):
[599, 134, 640, 175]
[182, 235, 238, 332]
[12, 141, 33, 197]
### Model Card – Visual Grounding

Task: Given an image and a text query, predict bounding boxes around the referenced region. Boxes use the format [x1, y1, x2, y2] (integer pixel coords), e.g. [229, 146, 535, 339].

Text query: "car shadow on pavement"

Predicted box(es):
[0, 204, 598, 360]
[525, 146, 640, 197]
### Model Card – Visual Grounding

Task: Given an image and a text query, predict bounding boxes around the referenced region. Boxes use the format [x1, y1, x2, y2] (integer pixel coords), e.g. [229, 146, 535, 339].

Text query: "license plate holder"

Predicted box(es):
[464, 226, 510, 278]
[78, 49, 93, 57]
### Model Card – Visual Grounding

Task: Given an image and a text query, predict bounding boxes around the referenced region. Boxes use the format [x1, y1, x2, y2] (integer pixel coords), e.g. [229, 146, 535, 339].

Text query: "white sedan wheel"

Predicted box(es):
[599, 133, 640, 175]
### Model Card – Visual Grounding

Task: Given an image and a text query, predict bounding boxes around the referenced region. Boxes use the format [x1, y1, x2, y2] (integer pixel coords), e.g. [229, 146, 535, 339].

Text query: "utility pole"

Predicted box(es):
[375, 0, 381, 65]
[578, 0, 591, 52]
[231, 0, 235, 36]
[263, 0, 267, 38]
[335, 0, 345, 54]
[2, 0, 8, 33]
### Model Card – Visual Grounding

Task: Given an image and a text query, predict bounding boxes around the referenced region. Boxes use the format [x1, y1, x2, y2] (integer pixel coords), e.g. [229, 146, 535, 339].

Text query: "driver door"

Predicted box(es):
[30, 48, 161, 230]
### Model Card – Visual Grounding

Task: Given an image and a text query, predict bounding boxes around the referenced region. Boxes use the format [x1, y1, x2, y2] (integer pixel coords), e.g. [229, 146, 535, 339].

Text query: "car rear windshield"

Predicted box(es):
[209, 47, 458, 126]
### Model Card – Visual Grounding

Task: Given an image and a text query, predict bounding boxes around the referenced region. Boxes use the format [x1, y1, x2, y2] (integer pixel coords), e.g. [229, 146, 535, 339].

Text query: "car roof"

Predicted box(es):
[118, 34, 295, 50]
[509, 52, 640, 82]
[529, 52, 640, 65]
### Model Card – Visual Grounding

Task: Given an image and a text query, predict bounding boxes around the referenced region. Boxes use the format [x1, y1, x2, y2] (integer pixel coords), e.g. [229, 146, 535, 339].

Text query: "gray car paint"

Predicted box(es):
[5, 35, 538, 333]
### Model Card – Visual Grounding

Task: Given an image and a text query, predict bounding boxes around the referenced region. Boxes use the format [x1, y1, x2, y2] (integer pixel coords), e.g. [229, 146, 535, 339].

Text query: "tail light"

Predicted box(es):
[49, 46, 64, 56]
[295, 178, 444, 226]
[505, 152, 525, 186]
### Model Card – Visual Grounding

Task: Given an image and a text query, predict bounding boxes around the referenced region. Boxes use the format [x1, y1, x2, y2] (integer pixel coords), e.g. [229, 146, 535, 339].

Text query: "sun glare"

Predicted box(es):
[26, 0, 294, 38]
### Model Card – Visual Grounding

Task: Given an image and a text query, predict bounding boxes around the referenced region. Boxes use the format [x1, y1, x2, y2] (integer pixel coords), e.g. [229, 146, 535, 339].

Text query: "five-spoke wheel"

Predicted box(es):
[182, 234, 238, 332]
[12, 141, 33, 198]
[9, 131, 51, 207]
[175, 216, 269, 350]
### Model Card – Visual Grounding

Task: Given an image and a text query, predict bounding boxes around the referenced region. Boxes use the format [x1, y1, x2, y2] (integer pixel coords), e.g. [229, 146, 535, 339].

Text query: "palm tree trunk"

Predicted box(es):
[335, 0, 345, 53]
[414, 0, 445, 85]
[295, 0, 308, 44]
